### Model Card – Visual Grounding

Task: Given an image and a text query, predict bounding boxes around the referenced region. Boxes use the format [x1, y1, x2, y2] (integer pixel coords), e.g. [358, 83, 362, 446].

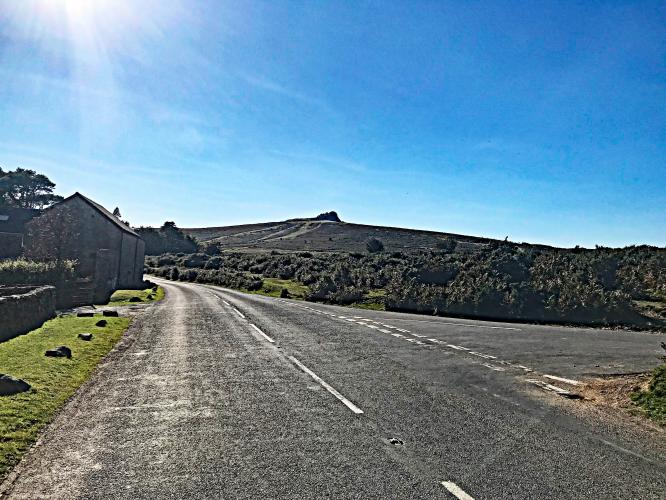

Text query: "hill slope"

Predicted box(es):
[183, 217, 536, 253]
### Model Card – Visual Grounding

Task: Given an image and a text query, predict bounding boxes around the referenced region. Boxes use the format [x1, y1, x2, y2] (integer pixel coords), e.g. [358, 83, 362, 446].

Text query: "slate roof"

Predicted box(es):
[58, 192, 140, 238]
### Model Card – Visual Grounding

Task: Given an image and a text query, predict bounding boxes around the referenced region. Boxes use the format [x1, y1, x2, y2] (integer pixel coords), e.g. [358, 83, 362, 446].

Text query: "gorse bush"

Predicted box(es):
[145, 243, 666, 327]
[366, 237, 384, 253]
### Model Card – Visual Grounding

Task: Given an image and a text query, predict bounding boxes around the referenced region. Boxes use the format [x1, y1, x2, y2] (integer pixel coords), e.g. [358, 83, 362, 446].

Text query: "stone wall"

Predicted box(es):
[0, 285, 56, 343]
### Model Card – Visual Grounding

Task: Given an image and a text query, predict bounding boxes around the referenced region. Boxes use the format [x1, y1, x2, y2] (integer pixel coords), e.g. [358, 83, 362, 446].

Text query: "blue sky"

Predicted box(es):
[0, 0, 664, 247]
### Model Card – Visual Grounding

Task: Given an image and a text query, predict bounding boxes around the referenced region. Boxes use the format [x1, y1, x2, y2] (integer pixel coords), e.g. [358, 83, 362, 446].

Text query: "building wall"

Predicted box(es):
[0, 232, 23, 258]
[24, 196, 122, 278]
[118, 232, 138, 288]
[134, 238, 146, 285]
[24, 196, 145, 304]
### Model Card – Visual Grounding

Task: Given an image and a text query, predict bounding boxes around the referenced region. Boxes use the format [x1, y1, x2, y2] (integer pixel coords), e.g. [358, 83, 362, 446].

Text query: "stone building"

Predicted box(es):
[0, 207, 39, 258]
[24, 193, 145, 304]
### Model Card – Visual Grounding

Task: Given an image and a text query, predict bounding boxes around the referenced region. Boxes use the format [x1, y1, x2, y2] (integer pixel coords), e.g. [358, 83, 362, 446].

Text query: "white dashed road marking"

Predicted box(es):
[470, 352, 497, 360]
[441, 481, 475, 500]
[232, 307, 245, 319]
[288, 356, 364, 415]
[281, 300, 555, 380]
[482, 363, 505, 372]
[250, 323, 275, 344]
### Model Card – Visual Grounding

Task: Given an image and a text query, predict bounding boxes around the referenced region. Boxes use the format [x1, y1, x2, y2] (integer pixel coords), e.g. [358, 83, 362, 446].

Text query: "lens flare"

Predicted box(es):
[1, 0, 184, 150]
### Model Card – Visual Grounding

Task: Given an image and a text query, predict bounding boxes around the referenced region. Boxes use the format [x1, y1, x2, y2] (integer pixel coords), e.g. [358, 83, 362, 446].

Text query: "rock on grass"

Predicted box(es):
[0, 374, 31, 396]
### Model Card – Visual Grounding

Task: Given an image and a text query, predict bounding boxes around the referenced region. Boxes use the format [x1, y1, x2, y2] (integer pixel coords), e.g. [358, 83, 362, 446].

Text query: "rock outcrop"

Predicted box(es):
[313, 211, 341, 222]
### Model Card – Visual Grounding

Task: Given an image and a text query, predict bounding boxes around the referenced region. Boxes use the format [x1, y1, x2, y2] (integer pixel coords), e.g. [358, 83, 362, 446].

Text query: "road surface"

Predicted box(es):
[2, 279, 665, 499]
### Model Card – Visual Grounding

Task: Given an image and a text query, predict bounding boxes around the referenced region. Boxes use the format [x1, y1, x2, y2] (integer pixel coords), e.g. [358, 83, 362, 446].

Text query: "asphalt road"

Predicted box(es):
[3, 279, 665, 499]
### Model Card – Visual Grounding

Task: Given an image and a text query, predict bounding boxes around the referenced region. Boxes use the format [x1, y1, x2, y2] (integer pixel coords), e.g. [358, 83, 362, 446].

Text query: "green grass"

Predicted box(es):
[106, 286, 165, 306]
[631, 365, 666, 426]
[634, 300, 666, 320]
[0, 315, 131, 478]
[345, 289, 386, 311]
[248, 278, 309, 300]
[349, 302, 385, 311]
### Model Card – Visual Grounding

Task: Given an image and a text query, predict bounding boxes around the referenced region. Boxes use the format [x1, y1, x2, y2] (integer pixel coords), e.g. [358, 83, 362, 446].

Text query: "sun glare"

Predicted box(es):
[4, 0, 179, 55]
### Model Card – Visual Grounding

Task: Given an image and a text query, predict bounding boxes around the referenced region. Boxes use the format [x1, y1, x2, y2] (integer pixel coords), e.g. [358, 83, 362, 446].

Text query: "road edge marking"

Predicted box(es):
[288, 356, 364, 415]
[527, 379, 582, 399]
[250, 323, 275, 344]
[441, 481, 475, 500]
[232, 307, 245, 319]
[543, 374, 582, 386]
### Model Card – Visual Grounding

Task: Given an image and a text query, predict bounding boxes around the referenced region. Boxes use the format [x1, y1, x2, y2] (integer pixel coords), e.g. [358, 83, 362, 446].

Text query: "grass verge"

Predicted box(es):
[247, 278, 309, 300]
[0, 315, 131, 479]
[630, 365, 666, 426]
[349, 289, 387, 311]
[106, 286, 165, 306]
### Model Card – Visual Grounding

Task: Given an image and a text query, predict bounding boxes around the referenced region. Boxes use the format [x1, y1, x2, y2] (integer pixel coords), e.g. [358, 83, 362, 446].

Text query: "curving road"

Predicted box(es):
[2, 279, 665, 499]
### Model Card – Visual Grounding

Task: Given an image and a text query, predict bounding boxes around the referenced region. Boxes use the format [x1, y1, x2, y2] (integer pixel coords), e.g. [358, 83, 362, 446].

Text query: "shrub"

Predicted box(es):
[201, 242, 221, 256]
[436, 238, 458, 253]
[0, 258, 76, 286]
[204, 256, 223, 270]
[366, 238, 384, 253]
[157, 255, 176, 266]
[183, 253, 208, 268]
[145, 245, 666, 328]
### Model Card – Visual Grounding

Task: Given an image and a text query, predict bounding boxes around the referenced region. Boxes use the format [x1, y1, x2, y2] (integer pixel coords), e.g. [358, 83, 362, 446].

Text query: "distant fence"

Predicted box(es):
[0, 285, 56, 342]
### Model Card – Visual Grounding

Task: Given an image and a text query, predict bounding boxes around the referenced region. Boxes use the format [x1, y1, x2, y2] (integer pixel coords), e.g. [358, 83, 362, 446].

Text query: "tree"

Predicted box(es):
[0, 167, 64, 209]
[135, 221, 198, 255]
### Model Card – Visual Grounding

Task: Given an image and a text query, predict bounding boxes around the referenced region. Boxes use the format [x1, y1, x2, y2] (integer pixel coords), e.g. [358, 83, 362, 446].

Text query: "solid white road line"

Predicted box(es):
[544, 374, 582, 386]
[288, 356, 364, 415]
[222, 300, 230, 306]
[250, 323, 275, 344]
[232, 307, 245, 319]
[441, 481, 475, 500]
